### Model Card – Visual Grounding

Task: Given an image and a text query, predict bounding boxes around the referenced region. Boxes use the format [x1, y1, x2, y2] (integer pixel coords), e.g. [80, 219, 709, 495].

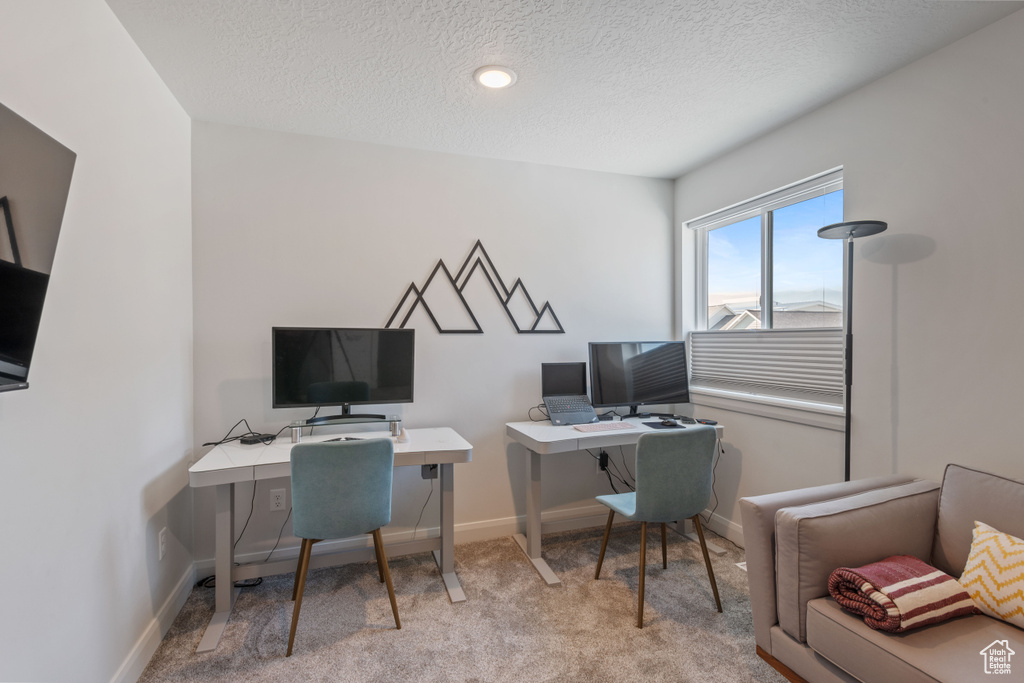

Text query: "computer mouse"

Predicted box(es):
[661, 419, 677, 427]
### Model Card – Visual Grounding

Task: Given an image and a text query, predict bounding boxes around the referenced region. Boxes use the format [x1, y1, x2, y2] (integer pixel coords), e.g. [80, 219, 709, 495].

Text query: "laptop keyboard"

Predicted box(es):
[545, 395, 591, 411]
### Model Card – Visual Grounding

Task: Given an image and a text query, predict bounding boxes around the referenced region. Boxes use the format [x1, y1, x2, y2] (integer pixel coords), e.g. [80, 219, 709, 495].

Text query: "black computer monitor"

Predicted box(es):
[588, 341, 689, 416]
[272, 327, 414, 422]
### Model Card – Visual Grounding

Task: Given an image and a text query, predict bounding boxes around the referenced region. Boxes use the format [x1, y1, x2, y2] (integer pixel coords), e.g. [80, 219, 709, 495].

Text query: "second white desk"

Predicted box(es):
[505, 418, 724, 585]
[189, 426, 472, 652]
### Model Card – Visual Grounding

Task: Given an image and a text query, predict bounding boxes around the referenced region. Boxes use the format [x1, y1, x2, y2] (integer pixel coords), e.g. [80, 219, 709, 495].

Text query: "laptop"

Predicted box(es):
[542, 362, 599, 425]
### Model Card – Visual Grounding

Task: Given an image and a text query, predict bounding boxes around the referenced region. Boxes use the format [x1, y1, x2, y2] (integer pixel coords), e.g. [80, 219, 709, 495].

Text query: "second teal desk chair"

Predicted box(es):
[287, 438, 401, 656]
[594, 426, 722, 627]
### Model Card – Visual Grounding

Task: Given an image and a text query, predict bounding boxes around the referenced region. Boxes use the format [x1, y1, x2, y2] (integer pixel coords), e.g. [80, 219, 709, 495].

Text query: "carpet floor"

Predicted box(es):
[140, 524, 784, 682]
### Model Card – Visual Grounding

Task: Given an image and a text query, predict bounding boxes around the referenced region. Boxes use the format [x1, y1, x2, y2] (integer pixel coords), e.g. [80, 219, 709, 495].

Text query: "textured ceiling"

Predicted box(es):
[105, 0, 1022, 179]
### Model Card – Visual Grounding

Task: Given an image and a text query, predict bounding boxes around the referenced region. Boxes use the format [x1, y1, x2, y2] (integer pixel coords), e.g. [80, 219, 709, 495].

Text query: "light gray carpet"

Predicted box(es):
[140, 524, 784, 682]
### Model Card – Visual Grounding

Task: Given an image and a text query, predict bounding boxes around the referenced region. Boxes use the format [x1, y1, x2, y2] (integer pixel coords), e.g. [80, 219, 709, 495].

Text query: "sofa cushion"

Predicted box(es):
[807, 596, 1021, 683]
[768, 625, 860, 683]
[775, 480, 940, 643]
[931, 464, 1024, 577]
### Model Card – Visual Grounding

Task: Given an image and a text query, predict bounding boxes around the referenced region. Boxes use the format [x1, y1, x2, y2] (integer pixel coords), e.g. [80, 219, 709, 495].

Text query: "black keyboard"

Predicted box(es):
[545, 395, 591, 411]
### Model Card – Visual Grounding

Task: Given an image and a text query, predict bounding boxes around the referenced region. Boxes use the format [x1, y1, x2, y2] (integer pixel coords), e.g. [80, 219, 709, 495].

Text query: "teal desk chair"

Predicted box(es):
[594, 426, 722, 627]
[287, 438, 401, 656]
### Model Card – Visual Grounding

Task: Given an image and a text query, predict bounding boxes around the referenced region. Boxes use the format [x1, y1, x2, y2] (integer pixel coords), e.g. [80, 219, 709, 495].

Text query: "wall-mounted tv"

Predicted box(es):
[272, 327, 415, 422]
[0, 102, 77, 392]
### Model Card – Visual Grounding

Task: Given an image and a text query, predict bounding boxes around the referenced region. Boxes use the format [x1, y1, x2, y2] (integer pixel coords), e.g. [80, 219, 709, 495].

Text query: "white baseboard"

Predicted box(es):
[452, 502, 614, 543]
[701, 508, 744, 549]
[111, 563, 195, 683]
[195, 502, 632, 574]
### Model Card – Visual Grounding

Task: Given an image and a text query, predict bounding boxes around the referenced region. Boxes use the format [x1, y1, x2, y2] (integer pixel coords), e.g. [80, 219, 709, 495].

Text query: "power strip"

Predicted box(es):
[240, 433, 275, 445]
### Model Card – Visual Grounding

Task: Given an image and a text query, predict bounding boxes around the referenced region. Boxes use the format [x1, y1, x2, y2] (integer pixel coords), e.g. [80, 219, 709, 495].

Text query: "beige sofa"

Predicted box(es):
[740, 464, 1023, 683]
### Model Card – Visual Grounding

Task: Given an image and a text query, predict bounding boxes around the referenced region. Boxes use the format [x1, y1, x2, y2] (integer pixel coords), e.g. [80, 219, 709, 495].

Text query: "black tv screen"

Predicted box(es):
[589, 341, 690, 412]
[272, 327, 414, 409]
[0, 260, 49, 388]
[0, 102, 76, 392]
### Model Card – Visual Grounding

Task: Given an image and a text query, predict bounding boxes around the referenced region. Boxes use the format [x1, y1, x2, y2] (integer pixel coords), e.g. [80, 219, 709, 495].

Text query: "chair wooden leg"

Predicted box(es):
[661, 522, 667, 569]
[287, 538, 315, 656]
[370, 531, 385, 583]
[692, 515, 722, 612]
[373, 528, 401, 629]
[638, 521, 647, 628]
[292, 537, 318, 601]
[595, 509, 615, 579]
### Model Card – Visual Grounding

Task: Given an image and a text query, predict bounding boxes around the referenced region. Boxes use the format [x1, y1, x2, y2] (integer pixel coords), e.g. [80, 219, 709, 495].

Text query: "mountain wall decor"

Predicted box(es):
[385, 240, 564, 334]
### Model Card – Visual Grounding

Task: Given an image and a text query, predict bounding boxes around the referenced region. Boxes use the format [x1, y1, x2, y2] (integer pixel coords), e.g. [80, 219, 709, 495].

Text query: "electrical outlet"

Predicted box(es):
[597, 451, 609, 475]
[270, 488, 286, 511]
[159, 527, 167, 561]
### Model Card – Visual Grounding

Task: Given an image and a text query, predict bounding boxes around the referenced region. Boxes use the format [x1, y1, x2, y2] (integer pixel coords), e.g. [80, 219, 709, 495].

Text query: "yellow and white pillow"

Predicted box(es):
[959, 521, 1024, 629]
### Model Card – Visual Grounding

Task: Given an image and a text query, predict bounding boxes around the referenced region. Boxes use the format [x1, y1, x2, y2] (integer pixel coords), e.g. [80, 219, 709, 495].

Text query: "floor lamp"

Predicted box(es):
[817, 220, 887, 481]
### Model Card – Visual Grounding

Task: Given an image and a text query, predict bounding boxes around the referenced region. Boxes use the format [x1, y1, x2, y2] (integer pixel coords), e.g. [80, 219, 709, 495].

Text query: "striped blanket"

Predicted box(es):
[827, 555, 980, 632]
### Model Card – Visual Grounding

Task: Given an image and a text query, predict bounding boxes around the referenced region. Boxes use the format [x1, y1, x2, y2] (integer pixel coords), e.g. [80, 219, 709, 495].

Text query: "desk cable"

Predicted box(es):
[202, 418, 285, 447]
[700, 437, 724, 526]
[263, 507, 293, 563]
[196, 481, 263, 589]
[588, 448, 634, 494]
[412, 476, 434, 540]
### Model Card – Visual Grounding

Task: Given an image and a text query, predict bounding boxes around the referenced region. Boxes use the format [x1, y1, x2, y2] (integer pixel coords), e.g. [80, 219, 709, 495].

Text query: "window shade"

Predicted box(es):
[688, 328, 844, 406]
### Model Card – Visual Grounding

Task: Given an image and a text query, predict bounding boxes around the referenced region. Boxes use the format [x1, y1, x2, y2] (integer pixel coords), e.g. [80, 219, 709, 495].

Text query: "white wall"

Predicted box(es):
[191, 120, 674, 566]
[0, 3, 193, 682]
[675, 8, 1024, 541]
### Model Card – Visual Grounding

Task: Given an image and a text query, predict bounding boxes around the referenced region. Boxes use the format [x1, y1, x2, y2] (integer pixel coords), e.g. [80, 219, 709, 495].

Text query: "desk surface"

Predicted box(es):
[189, 427, 472, 488]
[506, 418, 722, 455]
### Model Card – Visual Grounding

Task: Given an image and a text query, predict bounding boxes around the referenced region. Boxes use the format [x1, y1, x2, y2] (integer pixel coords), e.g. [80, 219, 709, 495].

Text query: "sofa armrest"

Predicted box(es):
[775, 479, 941, 643]
[739, 475, 917, 653]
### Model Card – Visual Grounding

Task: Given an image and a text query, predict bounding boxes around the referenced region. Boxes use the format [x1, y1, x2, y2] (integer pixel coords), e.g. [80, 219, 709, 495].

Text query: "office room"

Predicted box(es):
[1, 2, 1023, 682]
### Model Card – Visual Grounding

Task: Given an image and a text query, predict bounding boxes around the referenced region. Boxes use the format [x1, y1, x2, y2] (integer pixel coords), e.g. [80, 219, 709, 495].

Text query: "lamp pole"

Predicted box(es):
[817, 220, 887, 481]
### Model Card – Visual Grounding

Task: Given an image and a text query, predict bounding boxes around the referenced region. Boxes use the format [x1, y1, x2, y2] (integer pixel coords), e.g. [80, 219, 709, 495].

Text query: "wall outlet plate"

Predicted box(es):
[270, 488, 286, 511]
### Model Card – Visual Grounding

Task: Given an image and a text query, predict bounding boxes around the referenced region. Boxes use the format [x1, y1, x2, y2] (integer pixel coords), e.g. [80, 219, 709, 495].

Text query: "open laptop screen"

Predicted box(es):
[541, 362, 587, 397]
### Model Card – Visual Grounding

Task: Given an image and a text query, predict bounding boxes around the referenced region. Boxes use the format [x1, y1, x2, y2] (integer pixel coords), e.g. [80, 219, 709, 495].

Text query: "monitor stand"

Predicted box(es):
[625, 406, 676, 420]
[306, 405, 387, 425]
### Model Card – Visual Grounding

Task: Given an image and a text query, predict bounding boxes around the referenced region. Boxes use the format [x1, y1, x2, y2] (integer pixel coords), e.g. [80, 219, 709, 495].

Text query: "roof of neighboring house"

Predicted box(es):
[709, 308, 842, 330]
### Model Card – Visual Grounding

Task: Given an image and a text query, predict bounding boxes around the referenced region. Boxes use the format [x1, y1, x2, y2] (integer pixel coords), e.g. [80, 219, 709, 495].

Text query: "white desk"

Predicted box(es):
[188, 427, 472, 652]
[505, 418, 724, 585]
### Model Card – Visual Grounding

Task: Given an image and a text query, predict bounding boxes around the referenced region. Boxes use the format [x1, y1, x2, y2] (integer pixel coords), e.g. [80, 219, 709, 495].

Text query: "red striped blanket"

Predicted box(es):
[827, 555, 980, 632]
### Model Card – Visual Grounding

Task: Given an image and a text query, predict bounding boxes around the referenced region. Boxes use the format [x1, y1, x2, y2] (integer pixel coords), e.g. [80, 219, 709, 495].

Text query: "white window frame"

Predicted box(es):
[685, 168, 846, 428]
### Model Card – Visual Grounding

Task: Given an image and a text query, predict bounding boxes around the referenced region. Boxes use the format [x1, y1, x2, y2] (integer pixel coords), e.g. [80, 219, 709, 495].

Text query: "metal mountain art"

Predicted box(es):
[385, 240, 564, 334]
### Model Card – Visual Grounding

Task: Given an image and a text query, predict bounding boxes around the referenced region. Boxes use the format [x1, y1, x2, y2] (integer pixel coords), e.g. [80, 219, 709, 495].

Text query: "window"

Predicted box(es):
[686, 169, 847, 415]
[699, 170, 844, 330]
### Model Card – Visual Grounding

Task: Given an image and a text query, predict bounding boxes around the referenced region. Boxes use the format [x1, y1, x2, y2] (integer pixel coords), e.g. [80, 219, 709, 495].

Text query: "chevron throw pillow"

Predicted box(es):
[959, 521, 1024, 629]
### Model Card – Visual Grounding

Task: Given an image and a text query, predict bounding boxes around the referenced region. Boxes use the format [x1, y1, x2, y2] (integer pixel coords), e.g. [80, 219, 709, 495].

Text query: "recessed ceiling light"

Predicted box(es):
[474, 65, 517, 89]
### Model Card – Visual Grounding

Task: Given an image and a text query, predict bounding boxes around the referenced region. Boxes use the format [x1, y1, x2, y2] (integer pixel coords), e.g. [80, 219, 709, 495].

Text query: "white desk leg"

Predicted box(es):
[196, 483, 240, 653]
[513, 449, 561, 585]
[431, 462, 466, 603]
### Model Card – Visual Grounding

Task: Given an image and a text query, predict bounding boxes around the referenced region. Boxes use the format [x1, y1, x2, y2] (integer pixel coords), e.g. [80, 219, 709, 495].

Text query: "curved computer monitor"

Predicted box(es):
[588, 341, 689, 416]
[272, 327, 414, 420]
